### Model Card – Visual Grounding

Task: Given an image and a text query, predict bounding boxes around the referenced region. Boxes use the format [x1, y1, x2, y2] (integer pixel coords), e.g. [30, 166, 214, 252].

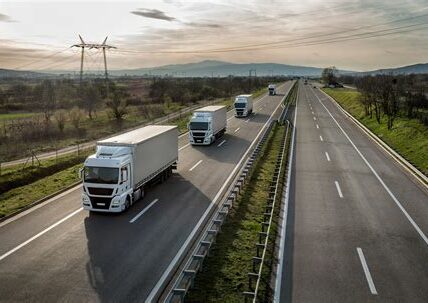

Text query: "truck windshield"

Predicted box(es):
[189, 122, 208, 130]
[235, 102, 246, 108]
[84, 167, 119, 184]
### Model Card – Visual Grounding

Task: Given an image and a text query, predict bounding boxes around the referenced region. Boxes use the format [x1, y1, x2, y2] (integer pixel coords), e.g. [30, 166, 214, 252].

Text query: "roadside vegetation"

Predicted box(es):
[0, 149, 93, 218]
[0, 76, 285, 161]
[186, 123, 289, 302]
[322, 87, 428, 175]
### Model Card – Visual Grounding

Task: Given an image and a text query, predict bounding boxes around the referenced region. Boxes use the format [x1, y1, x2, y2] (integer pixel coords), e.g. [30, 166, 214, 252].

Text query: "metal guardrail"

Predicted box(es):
[164, 122, 277, 303]
[243, 120, 290, 303]
[163, 97, 293, 303]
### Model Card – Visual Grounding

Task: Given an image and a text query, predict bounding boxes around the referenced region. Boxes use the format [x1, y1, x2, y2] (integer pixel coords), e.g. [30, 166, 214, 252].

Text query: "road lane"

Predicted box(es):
[0, 82, 293, 302]
[279, 82, 428, 302]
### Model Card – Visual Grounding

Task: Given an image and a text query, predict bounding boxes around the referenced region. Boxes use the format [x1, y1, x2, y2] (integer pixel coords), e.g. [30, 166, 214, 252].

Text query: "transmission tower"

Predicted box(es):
[72, 35, 116, 94]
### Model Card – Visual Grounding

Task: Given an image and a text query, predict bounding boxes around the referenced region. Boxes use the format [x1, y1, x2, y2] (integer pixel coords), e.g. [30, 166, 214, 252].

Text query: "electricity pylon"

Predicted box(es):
[72, 35, 116, 95]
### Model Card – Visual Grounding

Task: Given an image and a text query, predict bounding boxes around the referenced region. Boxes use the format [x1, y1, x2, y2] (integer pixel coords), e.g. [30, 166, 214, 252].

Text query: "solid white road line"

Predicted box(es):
[335, 181, 344, 198]
[311, 88, 428, 246]
[274, 94, 298, 302]
[217, 140, 226, 147]
[357, 247, 378, 295]
[189, 160, 203, 172]
[320, 135, 324, 142]
[325, 152, 331, 162]
[316, 124, 319, 129]
[178, 143, 190, 151]
[234, 127, 240, 133]
[129, 199, 159, 223]
[146, 83, 291, 303]
[0, 208, 83, 262]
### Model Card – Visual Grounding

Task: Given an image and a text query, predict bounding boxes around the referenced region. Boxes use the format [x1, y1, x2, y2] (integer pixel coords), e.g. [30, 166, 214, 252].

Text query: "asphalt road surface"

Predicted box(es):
[278, 82, 428, 302]
[0, 82, 293, 302]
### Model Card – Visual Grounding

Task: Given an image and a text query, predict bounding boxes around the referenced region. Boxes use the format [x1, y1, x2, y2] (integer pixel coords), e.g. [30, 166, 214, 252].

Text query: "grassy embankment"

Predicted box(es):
[0, 87, 270, 218]
[0, 149, 93, 218]
[322, 88, 428, 175]
[186, 123, 289, 302]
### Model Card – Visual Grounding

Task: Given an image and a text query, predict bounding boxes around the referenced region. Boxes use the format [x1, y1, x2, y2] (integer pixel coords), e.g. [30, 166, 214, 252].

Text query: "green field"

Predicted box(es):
[322, 88, 428, 175]
[0, 112, 36, 121]
[186, 124, 288, 302]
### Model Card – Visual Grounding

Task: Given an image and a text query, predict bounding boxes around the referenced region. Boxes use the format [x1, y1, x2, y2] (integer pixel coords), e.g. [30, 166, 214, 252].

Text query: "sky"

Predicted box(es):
[1, 0, 428, 72]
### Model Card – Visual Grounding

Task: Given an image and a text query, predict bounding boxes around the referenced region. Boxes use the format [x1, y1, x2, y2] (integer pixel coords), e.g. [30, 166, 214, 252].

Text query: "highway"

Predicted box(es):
[0, 82, 293, 302]
[277, 82, 428, 302]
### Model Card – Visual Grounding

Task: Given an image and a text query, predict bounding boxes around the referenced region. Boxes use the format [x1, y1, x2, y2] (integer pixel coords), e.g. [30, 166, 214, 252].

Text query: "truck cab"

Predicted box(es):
[188, 106, 227, 145]
[189, 112, 215, 145]
[82, 146, 135, 212]
[234, 94, 253, 117]
[268, 84, 276, 95]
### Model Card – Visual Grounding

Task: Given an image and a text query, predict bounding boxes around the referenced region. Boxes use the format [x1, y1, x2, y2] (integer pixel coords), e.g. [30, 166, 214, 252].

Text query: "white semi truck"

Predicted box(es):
[234, 94, 253, 117]
[81, 125, 178, 212]
[188, 105, 227, 145]
[268, 84, 277, 95]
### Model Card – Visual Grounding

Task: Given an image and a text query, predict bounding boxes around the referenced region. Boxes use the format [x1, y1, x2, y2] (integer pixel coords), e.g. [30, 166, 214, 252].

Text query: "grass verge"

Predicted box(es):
[0, 162, 82, 218]
[186, 123, 287, 303]
[322, 88, 428, 175]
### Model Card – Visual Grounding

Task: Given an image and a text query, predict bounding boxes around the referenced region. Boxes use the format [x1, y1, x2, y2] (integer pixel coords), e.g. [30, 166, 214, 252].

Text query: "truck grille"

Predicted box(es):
[89, 197, 112, 209]
[87, 187, 114, 196]
[192, 132, 205, 137]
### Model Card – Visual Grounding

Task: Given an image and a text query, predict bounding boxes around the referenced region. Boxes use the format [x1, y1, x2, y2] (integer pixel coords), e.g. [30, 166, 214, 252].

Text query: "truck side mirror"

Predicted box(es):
[79, 167, 84, 179]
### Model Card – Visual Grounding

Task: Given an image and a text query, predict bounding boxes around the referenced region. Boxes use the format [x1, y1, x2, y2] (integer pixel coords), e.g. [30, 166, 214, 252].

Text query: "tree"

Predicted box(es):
[106, 90, 128, 120]
[80, 83, 100, 119]
[68, 106, 83, 129]
[54, 110, 67, 133]
[321, 67, 338, 85]
[40, 80, 56, 125]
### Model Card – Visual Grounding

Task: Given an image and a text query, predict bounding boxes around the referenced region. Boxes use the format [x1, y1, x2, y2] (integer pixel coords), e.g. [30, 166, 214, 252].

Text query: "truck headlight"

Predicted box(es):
[82, 194, 90, 203]
[111, 196, 121, 205]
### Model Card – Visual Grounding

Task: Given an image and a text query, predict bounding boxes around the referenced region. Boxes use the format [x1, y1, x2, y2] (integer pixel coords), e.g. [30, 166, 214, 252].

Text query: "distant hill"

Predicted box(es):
[362, 63, 428, 75]
[108, 60, 352, 77]
[0, 68, 49, 78]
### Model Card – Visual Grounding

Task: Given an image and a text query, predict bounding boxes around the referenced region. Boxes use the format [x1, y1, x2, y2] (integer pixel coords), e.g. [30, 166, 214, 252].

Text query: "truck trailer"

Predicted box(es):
[81, 125, 178, 212]
[234, 94, 253, 117]
[188, 105, 227, 145]
[268, 84, 277, 95]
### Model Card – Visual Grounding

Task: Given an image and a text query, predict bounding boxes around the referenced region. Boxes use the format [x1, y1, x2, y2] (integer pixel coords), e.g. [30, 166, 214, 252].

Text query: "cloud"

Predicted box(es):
[0, 13, 16, 22]
[131, 9, 175, 21]
[184, 22, 222, 28]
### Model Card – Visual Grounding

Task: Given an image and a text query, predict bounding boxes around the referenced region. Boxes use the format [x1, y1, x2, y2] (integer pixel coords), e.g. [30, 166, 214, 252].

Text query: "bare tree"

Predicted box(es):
[68, 106, 82, 129]
[322, 67, 338, 85]
[40, 80, 56, 125]
[80, 82, 100, 119]
[106, 90, 128, 120]
[54, 110, 67, 133]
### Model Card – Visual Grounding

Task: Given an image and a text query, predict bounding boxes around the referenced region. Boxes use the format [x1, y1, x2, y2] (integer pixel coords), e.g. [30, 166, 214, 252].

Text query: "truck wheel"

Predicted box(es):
[125, 197, 131, 210]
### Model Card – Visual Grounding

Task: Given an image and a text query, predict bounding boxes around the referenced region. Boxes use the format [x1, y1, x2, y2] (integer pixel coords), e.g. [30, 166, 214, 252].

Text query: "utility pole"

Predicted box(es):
[72, 35, 116, 96]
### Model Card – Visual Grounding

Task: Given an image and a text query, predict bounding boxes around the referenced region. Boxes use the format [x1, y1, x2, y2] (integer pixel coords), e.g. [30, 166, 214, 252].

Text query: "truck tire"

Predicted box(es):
[125, 197, 131, 211]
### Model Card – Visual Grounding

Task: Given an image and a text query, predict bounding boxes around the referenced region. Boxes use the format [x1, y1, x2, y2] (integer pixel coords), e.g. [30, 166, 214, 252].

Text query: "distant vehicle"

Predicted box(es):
[81, 125, 178, 212]
[268, 84, 277, 95]
[304, 80, 308, 85]
[234, 94, 253, 117]
[188, 105, 227, 145]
